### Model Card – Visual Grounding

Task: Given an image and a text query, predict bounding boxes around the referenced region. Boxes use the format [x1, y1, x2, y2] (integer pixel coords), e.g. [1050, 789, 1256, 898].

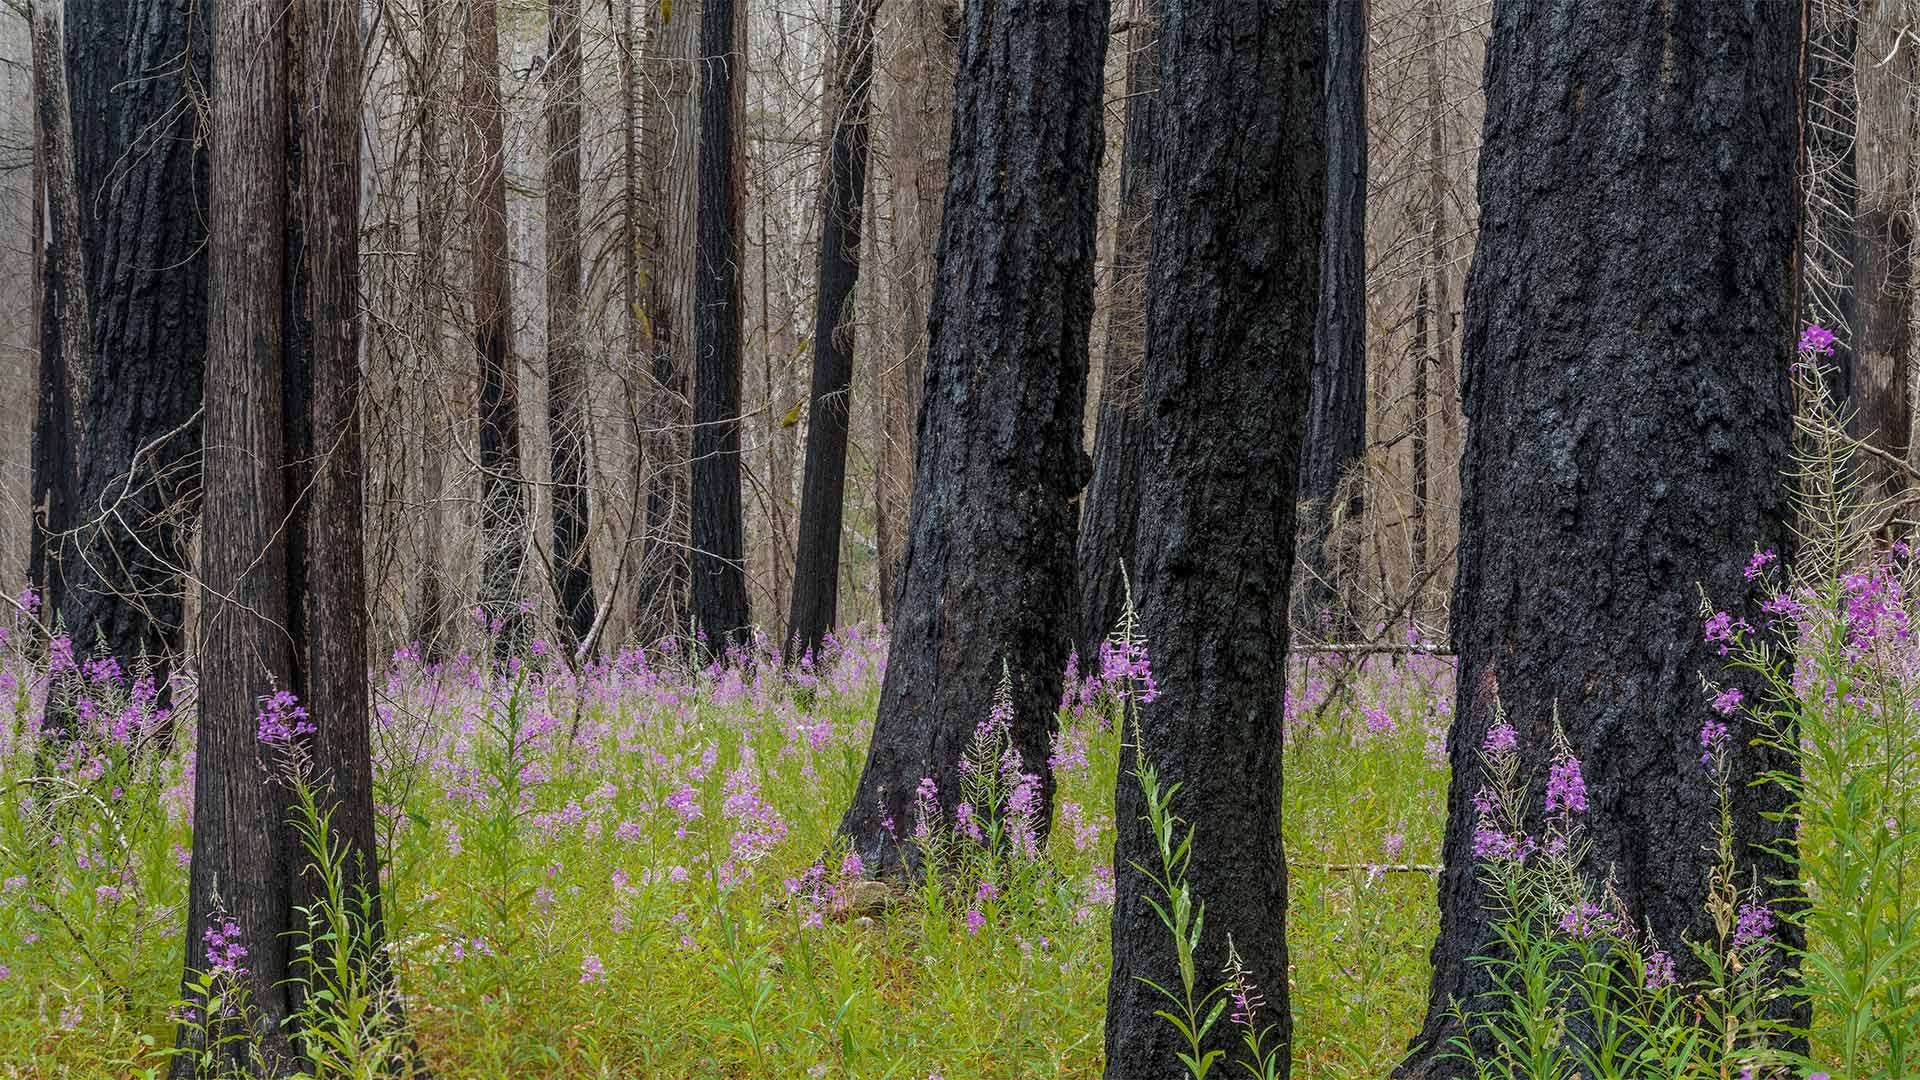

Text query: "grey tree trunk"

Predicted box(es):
[837, 0, 1109, 875]
[1102, 0, 1325, 1075]
[1395, 2, 1804, 1074]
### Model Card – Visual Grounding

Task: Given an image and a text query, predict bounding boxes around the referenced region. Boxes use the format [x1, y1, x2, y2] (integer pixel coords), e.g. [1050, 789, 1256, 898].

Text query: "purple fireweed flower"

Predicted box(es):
[580, 953, 607, 985]
[1704, 611, 1751, 656]
[256, 689, 315, 745]
[1472, 826, 1535, 863]
[1482, 721, 1517, 757]
[965, 908, 985, 935]
[1644, 948, 1677, 989]
[1733, 901, 1775, 949]
[1700, 716, 1730, 766]
[1545, 754, 1588, 817]
[1745, 549, 1777, 582]
[1222, 941, 1266, 1029]
[1558, 901, 1625, 940]
[204, 918, 250, 979]
[1362, 704, 1397, 735]
[912, 777, 940, 844]
[1711, 688, 1745, 716]
[1799, 323, 1838, 356]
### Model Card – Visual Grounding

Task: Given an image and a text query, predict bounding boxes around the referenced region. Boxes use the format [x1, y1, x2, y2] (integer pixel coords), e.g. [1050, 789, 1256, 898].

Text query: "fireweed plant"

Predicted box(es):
[3, 603, 1447, 1074]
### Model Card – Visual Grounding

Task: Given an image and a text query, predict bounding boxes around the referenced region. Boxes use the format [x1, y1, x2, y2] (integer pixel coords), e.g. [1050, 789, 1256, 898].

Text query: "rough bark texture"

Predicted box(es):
[1075, 0, 1159, 656]
[788, 0, 879, 659]
[874, 0, 956, 622]
[290, 0, 391, 1030]
[1297, 0, 1368, 633]
[1395, 3, 1804, 1075]
[1853, 202, 1911, 487]
[30, 0, 87, 626]
[59, 0, 208, 694]
[1102, 0, 1324, 1075]
[632, 0, 696, 643]
[466, 0, 530, 657]
[691, 0, 753, 648]
[547, 0, 597, 648]
[410, 0, 452, 658]
[836, 0, 1108, 875]
[178, 0, 297, 1069]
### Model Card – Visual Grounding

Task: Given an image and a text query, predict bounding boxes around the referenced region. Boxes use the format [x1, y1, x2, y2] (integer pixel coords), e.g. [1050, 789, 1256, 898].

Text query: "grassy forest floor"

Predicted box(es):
[0, 625, 1452, 1078]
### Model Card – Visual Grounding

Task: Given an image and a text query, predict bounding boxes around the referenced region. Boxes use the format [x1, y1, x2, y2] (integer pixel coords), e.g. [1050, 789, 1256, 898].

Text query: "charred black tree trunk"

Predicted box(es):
[836, 0, 1108, 875]
[468, 0, 530, 658]
[788, 0, 879, 660]
[30, 0, 87, 630]
[1075, 0, 1159, 656]
[1102, 1, 1324, 1075]
[1297, 0, 1368, 635]
[59, 0, 209, 699]
[1800, 0, 1857, 405]
[1395, 3, 1803, 1075]
[691, 0, 753, 649]
[547, 0, 597, 649]
[178, 0, 298, 1069]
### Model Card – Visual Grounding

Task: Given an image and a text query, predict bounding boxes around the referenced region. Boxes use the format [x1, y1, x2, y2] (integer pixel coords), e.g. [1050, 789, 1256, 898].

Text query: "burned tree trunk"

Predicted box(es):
[1296, 0, 1368, 636]
[1102, 0, 1325, 1075]
[691, 0, 754, 649]
[1395, 3, 1803, 1075]
[788, 0, 880, 659]
[178, 0, 298, 1068]
[1075, 0, 1159, 656]
[466, 0, 530, 657]
[59, 0, 209, 696]
[837, 0, 1109, 874]
[29, 0, 87, 628]
[547, 0, 596, 648]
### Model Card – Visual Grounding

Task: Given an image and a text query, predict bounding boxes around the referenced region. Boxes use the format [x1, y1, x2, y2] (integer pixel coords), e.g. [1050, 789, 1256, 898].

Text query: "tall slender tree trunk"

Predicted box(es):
[59, 0, 209, 703]
[467, 0, 530, 658]
[287, 0, 394, 1032]
[874, 0, 956, 623]
[1395, 3, 1804, 1074]
[1075, 0, 1160, 656]
[1296, 0, 1368, 636]
[632, 0, 697, 643]
[547, 0, 597, 648]
[29, 0, 87, 628]
[788, 0, 880, 659]
[179, 0, 298, 1068]
[836, 0, 1109, 875]
[1102, 1, 1325, 1075]
[691, 0, 753, 648]
[411, 0, 452, 658]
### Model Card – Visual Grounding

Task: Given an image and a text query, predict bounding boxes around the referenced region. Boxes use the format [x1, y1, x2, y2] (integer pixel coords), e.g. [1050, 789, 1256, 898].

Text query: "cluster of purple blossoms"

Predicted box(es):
[579, 953, 607, 985]
[1711, 688, 1744, 716]
[912, 777, 941, 846]
[1699, 716, 1730, 766]
[204, 918, 249, 980]
[1799, 323, 1838, 356]
[1733, 901, 1775, 950]
[1471, 824, 1536, 863]
[1840, 564, 1910, 654]
[1744, 549, 1777, 582]
[1545, 753, 1588, 818]
[720, 758, 787, 867]
[255, 689, 315, 745]
[1703, 611, 1753, 657]
[1643, 948, 1678, 989]
[1222, 941, 1266, 1029]
[1557, 900, 1627, 940]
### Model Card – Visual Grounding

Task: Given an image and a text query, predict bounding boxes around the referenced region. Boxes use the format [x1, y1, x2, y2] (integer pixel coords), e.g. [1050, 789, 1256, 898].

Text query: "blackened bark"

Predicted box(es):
[1103, 1, 1324, 1076]
[178, 0, 297, 1070]
[30, 0, 88, 628]
[788, 0, 879, 659]
[1297, 0, 1368, 633]
[547, 0, 597, 648]
[59, 0, 208, 696]
[290, 0, 393, 1033]
[467, 0, 530, 658]
[1800, 0, 1857, 404]
[691, 0, 753, 649]
[836, 0, 1108, 875]
[1395, 3, 1803, 1075]
[1075, 0, 1159, 656]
